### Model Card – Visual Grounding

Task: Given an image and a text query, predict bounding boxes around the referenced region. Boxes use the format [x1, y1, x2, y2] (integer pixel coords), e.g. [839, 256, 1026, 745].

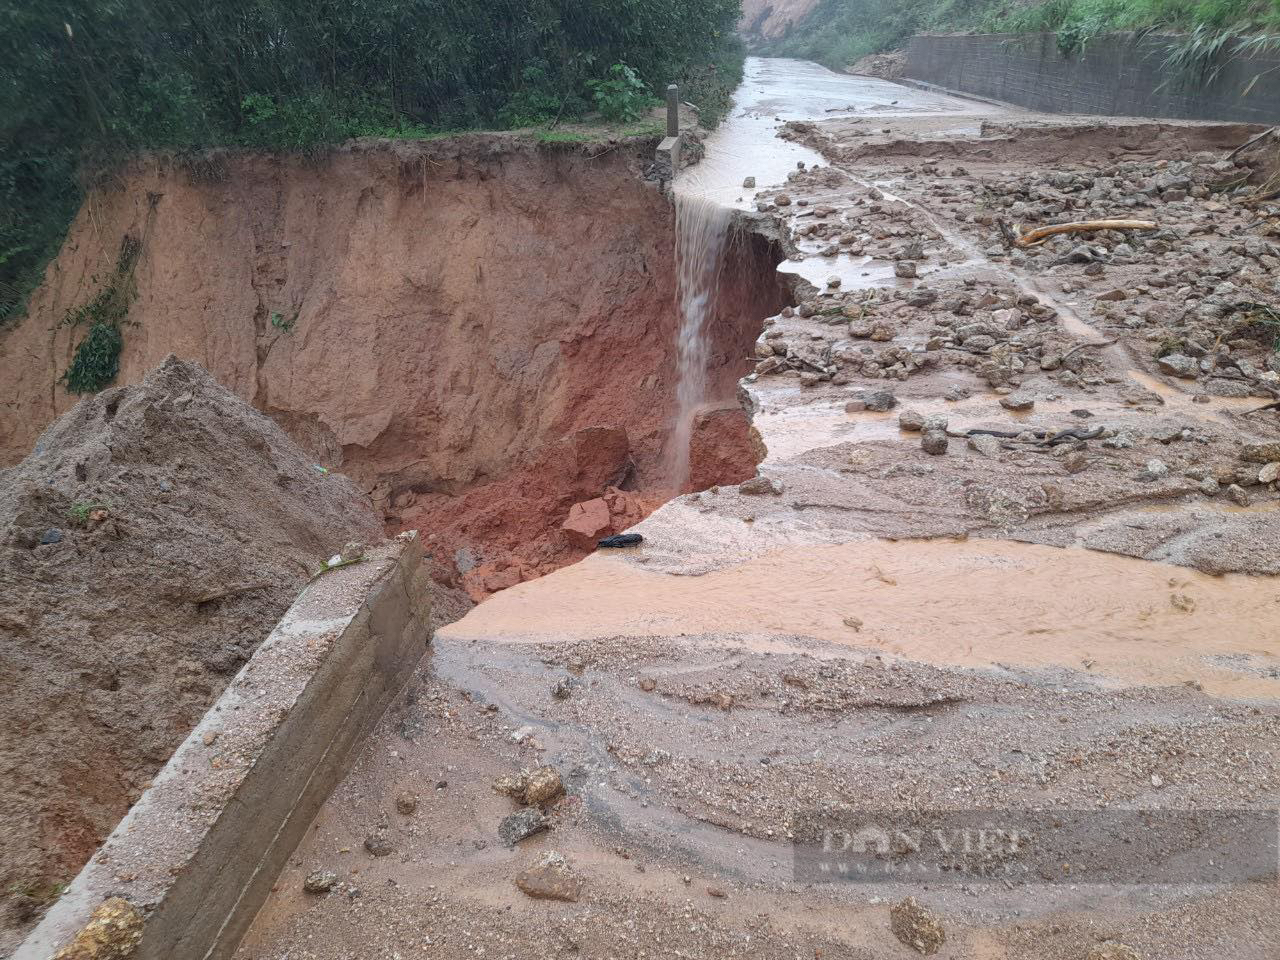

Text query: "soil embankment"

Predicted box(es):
[0, 137, 790, 598]
[0, 358, 380, 952]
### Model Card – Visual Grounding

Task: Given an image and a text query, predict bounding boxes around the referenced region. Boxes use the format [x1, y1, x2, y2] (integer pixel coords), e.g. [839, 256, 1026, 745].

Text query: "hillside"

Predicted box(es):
[758, 0, 1280, 71]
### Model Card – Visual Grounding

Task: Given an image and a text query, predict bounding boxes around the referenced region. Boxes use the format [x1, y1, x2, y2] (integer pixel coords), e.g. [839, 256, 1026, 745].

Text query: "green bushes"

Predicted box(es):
[0, 0, 744, 333]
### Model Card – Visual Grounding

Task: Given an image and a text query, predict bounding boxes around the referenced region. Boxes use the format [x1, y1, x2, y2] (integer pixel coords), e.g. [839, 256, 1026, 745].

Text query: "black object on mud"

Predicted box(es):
[597, 533, 643, 549]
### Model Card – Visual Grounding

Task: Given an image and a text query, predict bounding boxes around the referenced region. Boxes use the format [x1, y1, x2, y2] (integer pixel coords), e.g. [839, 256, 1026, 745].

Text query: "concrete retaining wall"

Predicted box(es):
[17, 535, 431, 960]
[905, 32, 1280, 125]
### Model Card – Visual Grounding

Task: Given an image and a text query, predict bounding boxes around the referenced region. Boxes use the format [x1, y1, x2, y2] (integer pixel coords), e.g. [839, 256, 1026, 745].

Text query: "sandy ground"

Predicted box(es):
[235, 59, 1280, 960]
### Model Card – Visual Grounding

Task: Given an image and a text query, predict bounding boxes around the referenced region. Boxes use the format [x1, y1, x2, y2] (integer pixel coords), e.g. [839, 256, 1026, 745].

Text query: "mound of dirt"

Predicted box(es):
[0, 357, 380, 948]
[848, 50, 906, 80]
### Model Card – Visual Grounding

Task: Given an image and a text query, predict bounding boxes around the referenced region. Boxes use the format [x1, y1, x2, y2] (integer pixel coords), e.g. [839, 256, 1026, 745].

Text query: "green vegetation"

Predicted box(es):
[1, 0, 744, 335]
[761, 0, 1280, 68]
[588, 63, 657, 122]
[60, 235, 140, 393]
[67, 502, 111, 526]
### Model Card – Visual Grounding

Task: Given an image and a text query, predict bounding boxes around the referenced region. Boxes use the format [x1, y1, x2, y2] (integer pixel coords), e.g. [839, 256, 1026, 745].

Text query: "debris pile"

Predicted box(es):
[0, 357, 380, 945]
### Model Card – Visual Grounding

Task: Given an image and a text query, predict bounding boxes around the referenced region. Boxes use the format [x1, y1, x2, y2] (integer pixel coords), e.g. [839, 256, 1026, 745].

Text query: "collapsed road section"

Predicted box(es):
[5, 55, 1280, 960]
[229, 60, 1280, 960]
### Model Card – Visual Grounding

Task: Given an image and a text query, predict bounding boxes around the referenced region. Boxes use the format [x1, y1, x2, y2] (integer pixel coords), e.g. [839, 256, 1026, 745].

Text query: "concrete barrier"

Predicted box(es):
[905, 32, 1280, 125]
[17, 534, 431, 960]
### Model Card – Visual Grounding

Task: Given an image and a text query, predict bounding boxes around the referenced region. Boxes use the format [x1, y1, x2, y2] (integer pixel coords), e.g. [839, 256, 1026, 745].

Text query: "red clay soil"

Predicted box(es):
[0, 136, 790, 601]
[0, 358, 381, 952]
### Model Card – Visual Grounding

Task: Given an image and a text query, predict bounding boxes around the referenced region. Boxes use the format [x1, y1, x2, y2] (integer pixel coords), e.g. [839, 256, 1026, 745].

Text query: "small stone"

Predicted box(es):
[742, 176, 756, 188]
[1096, 288, 1128, 302]
[1063, 452, 1090, 474]
[889, 897, 946, 955]
[967, 434, 1002, 457]
[894, 261, 917, 279]
[1227, 483, 1251, 507]
[304, 870, 339, 894]
[395, 792, 418, 816]
[1086, 942, 1142, 960]
[774, 194, 792, 206]
[638, 676, 657, 692]
[493, 773, 528, 799]
[363, 830, 393, 857]
[40, 528, 63, 545]
[1156, 353, 1198, 379]
[1138, 459, 1168, 482]
[999, 392, 1034, 411]
[52, 897, 144, 960]
[898, 409, 926, 432]
[847, 389, 896, 413]
[1259, 461, 1280, 484]
[522, 766, 565, 807]
[339, 540, 365, 563]
[515, 851, 581, 902]
[551, 676, 580, 700]
[739, 474, 783, 495]
[921, 430, 949, 456]
[1242, 442, 1280, 463]
[499, 808, 550, 847]
[922, 414, 949, 432]
[1199, 477, 1220, 496]
[827, 276, 842, 289]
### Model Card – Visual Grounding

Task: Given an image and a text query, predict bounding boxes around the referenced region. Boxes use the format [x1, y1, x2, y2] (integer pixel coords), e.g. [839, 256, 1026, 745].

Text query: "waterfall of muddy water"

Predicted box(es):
[667, 190, 732, 489]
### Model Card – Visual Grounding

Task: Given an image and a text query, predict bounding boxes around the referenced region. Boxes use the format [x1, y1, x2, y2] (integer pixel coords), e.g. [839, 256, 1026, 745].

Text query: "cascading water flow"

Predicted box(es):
[668, 190, 732, 490]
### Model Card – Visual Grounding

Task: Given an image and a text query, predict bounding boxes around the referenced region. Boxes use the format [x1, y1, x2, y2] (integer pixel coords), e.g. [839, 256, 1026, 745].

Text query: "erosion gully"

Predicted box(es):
[235, 58, 1280, 959]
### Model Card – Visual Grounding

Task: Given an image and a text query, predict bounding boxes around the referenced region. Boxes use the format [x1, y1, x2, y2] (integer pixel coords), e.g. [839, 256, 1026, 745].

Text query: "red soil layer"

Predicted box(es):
[0, 136, 791, 598]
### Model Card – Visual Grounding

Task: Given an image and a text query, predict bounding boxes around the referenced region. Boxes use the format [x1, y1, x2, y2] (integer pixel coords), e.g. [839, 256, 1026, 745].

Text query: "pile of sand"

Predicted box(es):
[0, 357, 380, 947]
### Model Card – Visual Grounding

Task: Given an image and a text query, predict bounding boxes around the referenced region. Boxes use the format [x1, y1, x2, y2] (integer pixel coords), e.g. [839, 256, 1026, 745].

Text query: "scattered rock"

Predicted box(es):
[339, 540, 365, 563]
[846, 389, 896, 413]
[1259, 462, 1280, 484]
[395, 792, 418, 816]
[742, 176, 756, 188]
[363, 829, 393, 857]
[523, 766, 565, 807]
[561, 498, 612, 550]
[1227, 483, 1251, 507]
[967, 434, 1002, 457]
[774, 194, 792, 206]
[551, 676, 580, 700]
[1063, 451, 1090, 474]
[499, 807, 550, 847]
[515, 851, 582, 902]
[894, 261, 918, 279]
[999, 392, 1035, 412]
[51, 897, 144, 960]
[1138, 459, 1168, 482]
[921, 430, 949, 456]
[1156, 354, 1198, 379]
[739, 474, 783, 495]
[898, 409, 926, 432]
[1096, 288, 1128, 302]
[889, 897, 946, 956]
[1242, 442, 1280, 463]
[39, 528, 63, 545]
[304, 870, 339, 894]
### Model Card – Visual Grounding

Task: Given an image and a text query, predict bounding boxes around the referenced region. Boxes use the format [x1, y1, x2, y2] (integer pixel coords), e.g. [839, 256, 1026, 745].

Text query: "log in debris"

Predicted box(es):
[1006, 219, 1159, 248]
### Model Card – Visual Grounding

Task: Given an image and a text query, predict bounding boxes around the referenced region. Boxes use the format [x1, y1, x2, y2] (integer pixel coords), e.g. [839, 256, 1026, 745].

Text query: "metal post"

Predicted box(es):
[666, 84, 680, 138]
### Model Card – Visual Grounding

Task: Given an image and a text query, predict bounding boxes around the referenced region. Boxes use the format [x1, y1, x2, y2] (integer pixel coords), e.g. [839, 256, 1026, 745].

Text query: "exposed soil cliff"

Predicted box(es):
[0, 137, 791, 596]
